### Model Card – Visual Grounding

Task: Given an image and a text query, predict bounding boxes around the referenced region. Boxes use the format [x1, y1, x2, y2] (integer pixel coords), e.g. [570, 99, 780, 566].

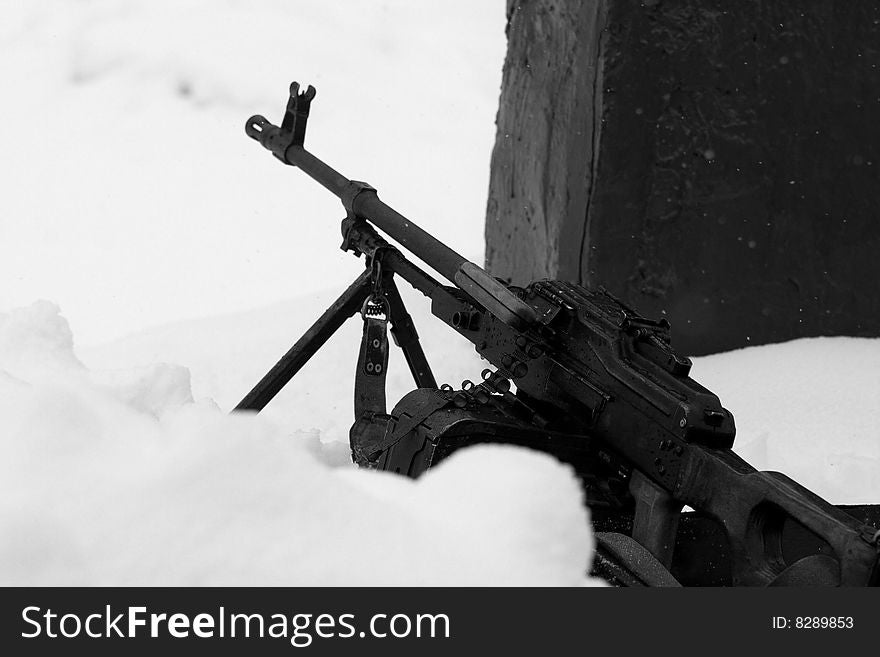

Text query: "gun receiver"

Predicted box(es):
[238, 82, 880, 586]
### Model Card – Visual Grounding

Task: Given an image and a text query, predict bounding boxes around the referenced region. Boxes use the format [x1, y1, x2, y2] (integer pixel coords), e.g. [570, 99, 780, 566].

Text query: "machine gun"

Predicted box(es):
[236, 82, 880, 586]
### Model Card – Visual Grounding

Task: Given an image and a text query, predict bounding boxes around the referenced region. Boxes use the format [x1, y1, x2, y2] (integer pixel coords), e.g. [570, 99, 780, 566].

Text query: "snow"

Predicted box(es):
[693, 338, 880, 504]
[1, 2, 877, 586]
[1, 0, 506, 346]
[0, 301, 595, 586]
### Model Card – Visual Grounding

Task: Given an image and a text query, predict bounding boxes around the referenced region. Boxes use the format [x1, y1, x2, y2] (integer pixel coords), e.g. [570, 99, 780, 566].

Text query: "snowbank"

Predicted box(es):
[0, 302, 597, 586]
[693, 338, 880, 504]
[3, 293, 879, 586]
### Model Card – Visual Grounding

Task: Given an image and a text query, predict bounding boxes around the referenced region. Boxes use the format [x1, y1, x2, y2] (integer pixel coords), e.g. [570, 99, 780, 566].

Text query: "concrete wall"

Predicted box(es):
[486, 0, 880, 355]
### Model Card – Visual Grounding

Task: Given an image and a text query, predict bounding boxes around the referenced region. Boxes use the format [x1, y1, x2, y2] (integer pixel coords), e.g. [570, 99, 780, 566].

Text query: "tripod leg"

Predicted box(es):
[234, 269, 374, 412]
[384, 276, 437, 389]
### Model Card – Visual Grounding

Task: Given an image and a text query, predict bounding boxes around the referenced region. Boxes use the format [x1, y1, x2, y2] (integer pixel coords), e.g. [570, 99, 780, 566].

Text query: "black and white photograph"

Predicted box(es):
[2, 0, 879, 650]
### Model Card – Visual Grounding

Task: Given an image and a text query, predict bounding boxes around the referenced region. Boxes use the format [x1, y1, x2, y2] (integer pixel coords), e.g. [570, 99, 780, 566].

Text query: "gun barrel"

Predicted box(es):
[247, 109, 538, 328]
[288, 145, 470, 284]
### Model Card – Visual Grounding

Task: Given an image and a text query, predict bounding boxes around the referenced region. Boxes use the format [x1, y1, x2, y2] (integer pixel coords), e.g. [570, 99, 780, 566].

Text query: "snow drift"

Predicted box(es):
[3, 289, 880, 586]
[0, 301, 598, 586]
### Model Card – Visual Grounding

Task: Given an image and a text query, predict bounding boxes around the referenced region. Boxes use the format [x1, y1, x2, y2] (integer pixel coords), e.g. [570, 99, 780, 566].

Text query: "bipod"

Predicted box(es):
[233, 249, 436, 416]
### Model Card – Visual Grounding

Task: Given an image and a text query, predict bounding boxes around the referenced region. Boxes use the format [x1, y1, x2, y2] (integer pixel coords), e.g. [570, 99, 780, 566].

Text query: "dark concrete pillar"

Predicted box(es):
[486, 0, 880, 355]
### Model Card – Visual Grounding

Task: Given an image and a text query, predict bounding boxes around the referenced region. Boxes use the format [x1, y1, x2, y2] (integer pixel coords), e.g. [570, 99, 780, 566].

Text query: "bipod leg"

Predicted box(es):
[234, 269, 374, 412]
[384, 274, 437, 389]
